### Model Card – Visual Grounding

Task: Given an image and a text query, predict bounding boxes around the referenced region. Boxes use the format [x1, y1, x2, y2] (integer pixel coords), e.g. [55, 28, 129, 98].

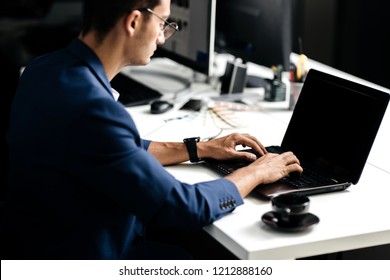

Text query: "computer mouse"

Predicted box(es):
[150, 100, 174, 114]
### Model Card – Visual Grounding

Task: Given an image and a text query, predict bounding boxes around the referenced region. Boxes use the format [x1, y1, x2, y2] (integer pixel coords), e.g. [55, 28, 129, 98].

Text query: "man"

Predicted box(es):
[3, 0, 302, 259]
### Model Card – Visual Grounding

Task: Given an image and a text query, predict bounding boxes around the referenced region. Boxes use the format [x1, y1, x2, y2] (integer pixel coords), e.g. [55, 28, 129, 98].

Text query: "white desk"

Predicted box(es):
[125, 58, 390, 260]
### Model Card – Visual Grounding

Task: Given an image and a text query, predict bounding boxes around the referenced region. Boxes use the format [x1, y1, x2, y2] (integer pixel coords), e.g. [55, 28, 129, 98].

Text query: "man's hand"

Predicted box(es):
[197, 133, 267, 161]
[226, 151, 303, 198]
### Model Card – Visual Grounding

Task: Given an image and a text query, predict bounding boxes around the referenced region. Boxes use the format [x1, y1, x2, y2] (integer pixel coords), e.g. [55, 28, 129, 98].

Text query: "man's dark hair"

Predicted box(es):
[81, 0, 161, 42]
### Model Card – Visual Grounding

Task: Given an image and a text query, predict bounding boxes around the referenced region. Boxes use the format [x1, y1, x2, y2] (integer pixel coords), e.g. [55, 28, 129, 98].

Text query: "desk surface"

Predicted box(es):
[126, 58, 390, 260]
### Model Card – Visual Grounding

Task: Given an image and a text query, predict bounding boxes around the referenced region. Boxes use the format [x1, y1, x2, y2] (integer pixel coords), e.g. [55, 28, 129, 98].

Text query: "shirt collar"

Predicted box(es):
[111, 88, 120, 101]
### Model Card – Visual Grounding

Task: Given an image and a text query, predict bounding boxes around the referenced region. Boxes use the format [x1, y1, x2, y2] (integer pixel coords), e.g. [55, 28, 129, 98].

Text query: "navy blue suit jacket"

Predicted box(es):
[5, 39, 243, 259]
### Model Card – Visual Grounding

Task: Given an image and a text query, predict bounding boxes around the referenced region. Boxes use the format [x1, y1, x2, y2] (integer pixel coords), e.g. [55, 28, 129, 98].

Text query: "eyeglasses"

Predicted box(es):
[139, 8, 179, 40]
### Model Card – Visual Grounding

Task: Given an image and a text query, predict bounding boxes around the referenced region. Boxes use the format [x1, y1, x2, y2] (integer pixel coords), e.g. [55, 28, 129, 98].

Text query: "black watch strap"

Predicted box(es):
[183, 137, 201, 163]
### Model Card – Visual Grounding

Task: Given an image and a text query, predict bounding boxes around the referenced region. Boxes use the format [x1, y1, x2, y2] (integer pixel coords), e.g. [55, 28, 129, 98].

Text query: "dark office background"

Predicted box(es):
[293, 0, 390, 89]
[1, 0, 389, 260]
[0, 0, 83, 201]
[1, 0, 389, 88]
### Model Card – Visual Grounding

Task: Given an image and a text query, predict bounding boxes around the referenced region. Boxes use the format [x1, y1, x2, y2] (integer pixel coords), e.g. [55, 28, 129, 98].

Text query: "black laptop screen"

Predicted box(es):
[281, 69, 389, 184]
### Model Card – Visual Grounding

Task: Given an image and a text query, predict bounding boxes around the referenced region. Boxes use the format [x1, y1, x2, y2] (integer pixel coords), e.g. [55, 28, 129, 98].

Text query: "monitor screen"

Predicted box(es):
[215, 0, 292, 71]
[152, 0, 216, 77]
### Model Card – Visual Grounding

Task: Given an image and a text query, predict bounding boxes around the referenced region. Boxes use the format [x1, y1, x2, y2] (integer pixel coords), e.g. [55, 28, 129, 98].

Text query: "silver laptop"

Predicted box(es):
[203, 69, 390, 199]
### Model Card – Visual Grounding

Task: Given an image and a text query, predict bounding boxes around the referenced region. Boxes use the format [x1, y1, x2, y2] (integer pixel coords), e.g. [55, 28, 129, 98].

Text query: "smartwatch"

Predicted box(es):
[183, 137, 201, 163]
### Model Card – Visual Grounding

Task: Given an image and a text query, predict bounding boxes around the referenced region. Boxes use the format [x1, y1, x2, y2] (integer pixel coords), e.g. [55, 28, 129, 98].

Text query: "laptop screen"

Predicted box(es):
[281, 69, 389, 184]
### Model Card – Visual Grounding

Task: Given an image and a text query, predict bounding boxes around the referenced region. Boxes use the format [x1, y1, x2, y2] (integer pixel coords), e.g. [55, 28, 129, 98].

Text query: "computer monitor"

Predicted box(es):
[152, 0, 216, 78]
[215, 0, 292, 72]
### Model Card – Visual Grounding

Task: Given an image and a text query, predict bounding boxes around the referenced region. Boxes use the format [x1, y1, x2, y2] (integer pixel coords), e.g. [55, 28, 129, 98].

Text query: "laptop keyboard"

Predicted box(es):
[204, 147, 335, 189]
[266, 146, 335, 187]
[280, 168, 334, 188]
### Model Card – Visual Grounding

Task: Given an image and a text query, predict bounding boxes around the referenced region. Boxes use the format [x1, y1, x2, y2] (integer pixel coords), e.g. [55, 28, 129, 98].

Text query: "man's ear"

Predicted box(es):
[125, 10, 142, 35]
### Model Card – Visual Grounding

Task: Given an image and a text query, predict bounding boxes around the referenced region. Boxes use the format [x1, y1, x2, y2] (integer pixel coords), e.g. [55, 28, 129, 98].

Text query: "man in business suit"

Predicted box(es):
[4, 0, 302, 259]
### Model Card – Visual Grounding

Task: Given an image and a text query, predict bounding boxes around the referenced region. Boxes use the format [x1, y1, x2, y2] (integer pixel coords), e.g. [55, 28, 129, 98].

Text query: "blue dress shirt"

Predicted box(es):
[4, 39, 243, 259]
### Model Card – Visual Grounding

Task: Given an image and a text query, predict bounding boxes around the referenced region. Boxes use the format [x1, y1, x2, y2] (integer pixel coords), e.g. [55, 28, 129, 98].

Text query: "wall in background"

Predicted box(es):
[293, 0, 390, 89]
[336, 0, 390, 89]
[292, 0, 338, 67]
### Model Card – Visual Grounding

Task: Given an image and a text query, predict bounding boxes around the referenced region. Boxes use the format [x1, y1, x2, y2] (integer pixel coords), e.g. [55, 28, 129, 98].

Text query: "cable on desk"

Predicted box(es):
[201, 128, 223, 141]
